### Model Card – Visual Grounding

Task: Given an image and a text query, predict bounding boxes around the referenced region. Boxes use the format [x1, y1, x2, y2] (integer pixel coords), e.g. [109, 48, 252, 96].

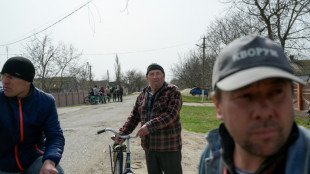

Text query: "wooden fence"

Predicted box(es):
[52, 91, 89, 107]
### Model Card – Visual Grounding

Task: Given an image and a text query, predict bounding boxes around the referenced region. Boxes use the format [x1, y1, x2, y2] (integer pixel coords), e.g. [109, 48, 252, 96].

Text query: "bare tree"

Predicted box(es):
[171, 12, 254, 90]
[56, 43, 83, 92]
[172, 1, 310, 91]
[202, 11, 258, 90]
[114, 54, 122, 84]
[67, 62, 88, 92]
[122, 69, 147, 93]
[207, 11, 259, 45]
[227, 0, 310, 57]
[24, 35, 61, 91]
[24, 34, 87, 93]
[171, 50, 202, 89]
[107, 70, 110, 83]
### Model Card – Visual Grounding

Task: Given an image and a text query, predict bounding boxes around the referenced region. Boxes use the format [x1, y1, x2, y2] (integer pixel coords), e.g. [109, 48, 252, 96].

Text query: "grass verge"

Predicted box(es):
[180, 105, 220, 133]
[182, 95, 213, 103]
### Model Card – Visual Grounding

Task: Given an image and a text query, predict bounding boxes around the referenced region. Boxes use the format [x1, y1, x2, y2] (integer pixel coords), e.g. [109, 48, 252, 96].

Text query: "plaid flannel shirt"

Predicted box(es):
[119, 82, 182, 151]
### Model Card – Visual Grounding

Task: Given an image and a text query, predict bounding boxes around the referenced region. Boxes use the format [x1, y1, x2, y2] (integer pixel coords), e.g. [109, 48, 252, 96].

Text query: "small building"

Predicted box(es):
[290, 59, 310, 110]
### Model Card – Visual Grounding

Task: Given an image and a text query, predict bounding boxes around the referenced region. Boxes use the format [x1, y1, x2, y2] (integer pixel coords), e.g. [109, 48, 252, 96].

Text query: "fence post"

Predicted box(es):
[71, 92, 74, 105]
[78, 92, 80, 104]
[297, 83, 303, 110]
[57, 93, 60, 107]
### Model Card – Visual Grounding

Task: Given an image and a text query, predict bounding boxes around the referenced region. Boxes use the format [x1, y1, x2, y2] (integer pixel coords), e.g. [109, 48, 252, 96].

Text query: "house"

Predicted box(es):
[290, 59, 310, 110]
[290, 59, 310, 81]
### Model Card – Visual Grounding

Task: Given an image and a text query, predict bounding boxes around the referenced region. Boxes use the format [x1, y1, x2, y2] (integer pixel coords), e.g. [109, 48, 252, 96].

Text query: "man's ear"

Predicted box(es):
[212, 93, 223, 120]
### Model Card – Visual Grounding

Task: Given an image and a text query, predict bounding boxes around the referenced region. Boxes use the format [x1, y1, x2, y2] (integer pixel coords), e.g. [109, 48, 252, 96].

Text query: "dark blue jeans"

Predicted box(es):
[0, 156, 64, 174]
[145, 150, 182, 174]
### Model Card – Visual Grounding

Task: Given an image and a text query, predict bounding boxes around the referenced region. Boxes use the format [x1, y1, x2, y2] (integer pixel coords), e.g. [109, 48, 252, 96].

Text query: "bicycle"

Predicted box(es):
[83, 95, 99, 105]
[97, 128, 137, 174]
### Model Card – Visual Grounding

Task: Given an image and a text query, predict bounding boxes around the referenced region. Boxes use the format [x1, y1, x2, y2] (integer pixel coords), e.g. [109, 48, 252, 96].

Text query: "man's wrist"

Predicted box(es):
[44, 159, 56, 167]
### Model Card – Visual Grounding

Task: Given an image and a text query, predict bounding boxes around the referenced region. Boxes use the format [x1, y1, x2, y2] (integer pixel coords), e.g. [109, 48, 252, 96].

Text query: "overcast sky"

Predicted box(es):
[0, 0, 227, 82]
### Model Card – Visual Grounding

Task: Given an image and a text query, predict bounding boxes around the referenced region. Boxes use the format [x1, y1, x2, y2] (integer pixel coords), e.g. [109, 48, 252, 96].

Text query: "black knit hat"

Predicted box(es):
[1, 57, 35, 82]
[146, 63, 165, 75]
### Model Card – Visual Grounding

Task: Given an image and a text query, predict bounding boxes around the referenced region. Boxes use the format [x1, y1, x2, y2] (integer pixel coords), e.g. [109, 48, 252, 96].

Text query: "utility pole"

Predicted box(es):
[86, 62, 92, 90]
[196, 37, 206, 102]
[202, 37, 206, 101]
[89, 65, 92, 83]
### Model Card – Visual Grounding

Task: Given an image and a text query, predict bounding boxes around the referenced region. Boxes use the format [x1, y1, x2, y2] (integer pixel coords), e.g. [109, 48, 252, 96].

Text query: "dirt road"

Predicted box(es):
[58, 95, 206, 174]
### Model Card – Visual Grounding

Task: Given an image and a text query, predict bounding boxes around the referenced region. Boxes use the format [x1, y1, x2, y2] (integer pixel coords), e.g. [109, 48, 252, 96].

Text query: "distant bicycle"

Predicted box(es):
[97, 128, 137, 174]
[83, 95, 99, 105]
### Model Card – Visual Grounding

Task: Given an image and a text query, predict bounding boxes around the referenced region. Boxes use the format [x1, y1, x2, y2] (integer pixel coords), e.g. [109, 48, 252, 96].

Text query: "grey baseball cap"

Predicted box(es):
[212, 35, 306, 91]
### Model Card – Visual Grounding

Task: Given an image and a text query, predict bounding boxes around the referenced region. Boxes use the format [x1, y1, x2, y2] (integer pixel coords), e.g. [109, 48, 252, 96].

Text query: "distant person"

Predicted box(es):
[93, 85, 99, 104]
[0, 57, 65, 173]
[106, 86, 111, 102]
[93, 85, 98, 96]
[199, 35, 310, 174]
[118, 85, 123, 102]
[99, 86, 106, 104]
[89, 88, 94, 96]
[112, 86, 117, 102]
[115, 63, 183, 174]
[116, 85, 120, 102]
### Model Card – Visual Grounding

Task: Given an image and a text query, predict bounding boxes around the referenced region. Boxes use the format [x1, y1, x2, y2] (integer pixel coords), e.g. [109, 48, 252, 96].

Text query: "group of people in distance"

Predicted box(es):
[90, 84, 124, 104]
[1, 34, 310, 174]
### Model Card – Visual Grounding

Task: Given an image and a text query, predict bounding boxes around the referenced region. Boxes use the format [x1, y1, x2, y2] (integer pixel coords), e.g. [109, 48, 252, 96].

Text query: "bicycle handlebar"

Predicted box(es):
[97, 128, 136, 139]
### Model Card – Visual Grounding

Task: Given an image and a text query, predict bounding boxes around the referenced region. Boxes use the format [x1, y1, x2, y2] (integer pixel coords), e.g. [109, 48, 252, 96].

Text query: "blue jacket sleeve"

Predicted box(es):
[42, 97, 65, 165]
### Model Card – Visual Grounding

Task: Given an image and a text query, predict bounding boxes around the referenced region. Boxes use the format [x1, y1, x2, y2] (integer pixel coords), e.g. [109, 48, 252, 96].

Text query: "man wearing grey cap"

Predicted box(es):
[115, 63, 183, 174]
[199, 35, 310, 174]
[0, 57, 65, 174]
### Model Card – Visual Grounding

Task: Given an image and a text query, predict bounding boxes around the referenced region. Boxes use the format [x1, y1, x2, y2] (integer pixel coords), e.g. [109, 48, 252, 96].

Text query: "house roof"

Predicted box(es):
[291, 60, 310, 76]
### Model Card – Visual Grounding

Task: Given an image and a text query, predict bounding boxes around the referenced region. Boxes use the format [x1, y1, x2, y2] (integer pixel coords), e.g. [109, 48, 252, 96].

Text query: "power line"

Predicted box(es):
[0, 0, 94, 47]
[83, 41, 196, 56]
[0, 41, 196, 57]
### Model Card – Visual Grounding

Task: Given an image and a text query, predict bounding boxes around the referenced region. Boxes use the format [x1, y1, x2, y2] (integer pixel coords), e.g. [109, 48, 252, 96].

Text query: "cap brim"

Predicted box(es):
[216, 66, 306, 91]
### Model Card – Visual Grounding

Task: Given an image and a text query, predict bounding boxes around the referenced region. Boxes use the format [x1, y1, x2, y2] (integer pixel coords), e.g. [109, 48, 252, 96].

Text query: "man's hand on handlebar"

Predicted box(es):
[98, 128, 136, 144]
[114, 135, 125, 144]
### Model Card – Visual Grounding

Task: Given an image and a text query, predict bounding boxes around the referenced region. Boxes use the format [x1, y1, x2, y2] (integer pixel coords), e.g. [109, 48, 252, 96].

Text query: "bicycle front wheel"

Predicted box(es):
[83, 96, 89, 104]
[114, 153, 124, 174]
[109, 145, 115, 174]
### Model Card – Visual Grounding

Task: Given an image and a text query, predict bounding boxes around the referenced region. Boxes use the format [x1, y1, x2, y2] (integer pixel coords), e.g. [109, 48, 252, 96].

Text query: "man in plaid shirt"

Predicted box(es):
[116, 63, 183, 174]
